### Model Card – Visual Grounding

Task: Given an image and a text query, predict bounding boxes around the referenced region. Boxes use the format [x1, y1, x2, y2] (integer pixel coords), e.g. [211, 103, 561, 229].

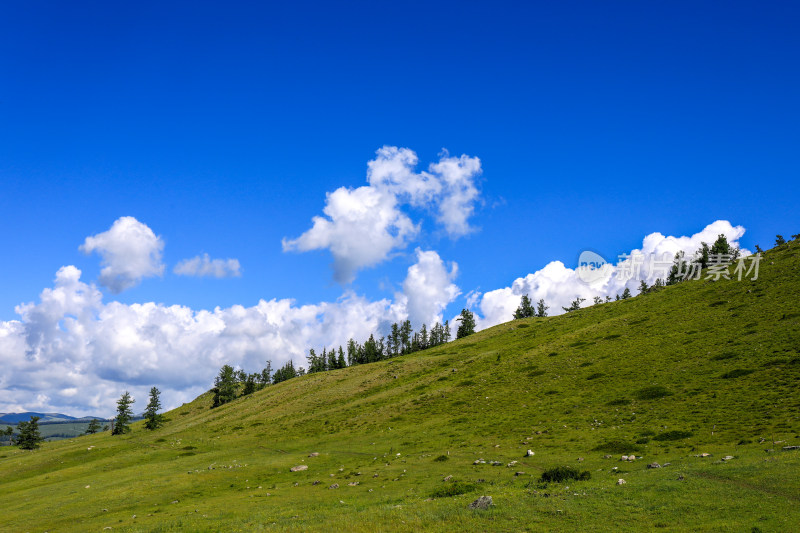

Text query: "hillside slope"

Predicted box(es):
[1, 243, 799, 532]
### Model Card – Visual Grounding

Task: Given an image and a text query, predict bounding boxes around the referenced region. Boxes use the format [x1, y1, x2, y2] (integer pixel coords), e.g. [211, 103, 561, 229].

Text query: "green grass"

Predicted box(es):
[1, 241, 799, 531]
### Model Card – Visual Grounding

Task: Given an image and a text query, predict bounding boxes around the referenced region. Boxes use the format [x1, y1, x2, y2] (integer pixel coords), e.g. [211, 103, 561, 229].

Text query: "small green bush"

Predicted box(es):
[433, 455, 449, 462]
[634, 386, 672, 400]
[539, 466, 591, 483]
[607, 398, 630, 406]
[587, 372, 605, 380]
[721, 369, 754, 379]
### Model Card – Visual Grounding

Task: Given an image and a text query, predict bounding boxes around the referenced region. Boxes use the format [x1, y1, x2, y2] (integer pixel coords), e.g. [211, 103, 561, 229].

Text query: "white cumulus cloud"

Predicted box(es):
[174, 253, 242, 278]
[80, 216, 165, 293]
[283, 146, 482, 283]
[472, 220, 749, 330]
[399, 249, 460, 328]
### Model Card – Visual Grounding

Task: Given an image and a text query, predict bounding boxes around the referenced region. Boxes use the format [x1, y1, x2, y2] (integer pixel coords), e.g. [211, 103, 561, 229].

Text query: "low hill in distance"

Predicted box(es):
[0, 412, 79, 424]
[1, 242, 799, 531]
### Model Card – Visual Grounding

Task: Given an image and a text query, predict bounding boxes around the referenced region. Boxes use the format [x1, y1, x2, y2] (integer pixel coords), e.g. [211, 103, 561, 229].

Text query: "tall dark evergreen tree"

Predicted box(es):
[85, 418, 102, 435]
[621, 287, 632, 299]
[443, 320, 451, 342]
[144, 386, 164, 430]
[337, 346, 347, 369]
[775, 235, 786, 246]
[14, 416, 45, 449]
[400, 320, 412, 354]
[535, 299, 549, 317]
[562, 296, 586, 312]
[390, 323, 401, 356]
[667, 251, 688, 285]
[112, 391, 134, 435]
[272, 360, 297, 384]
[212, 364, 237, 407]
[456, 309, 476, 339]
[638, 280, 649, 294]
[513, 294, 535, 319]
[419, 324, 429, 350]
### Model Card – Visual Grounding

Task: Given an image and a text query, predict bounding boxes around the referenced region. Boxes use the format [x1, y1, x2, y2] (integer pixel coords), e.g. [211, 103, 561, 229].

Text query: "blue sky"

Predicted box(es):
[1, 1, 798, 415]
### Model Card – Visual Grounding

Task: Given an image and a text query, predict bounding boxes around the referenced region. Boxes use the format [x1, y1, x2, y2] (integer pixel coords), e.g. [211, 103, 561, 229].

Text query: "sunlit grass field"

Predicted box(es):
[1, 242, 799, 532]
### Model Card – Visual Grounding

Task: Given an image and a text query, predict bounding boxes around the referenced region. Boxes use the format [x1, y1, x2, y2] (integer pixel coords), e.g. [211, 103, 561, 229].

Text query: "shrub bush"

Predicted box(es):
[634, 386, 672, 400]
[539, 466, 591, 483]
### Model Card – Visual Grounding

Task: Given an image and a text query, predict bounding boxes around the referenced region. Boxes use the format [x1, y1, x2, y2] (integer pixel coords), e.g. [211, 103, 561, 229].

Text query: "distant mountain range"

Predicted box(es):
[0, 412, 104, 424]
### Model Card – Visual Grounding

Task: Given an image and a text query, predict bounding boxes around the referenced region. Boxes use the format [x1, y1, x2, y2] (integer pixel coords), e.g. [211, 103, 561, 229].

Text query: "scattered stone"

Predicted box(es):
[722, 456, 735, 461]
[443, 475, 453, 481]
[294, 482, 299, 487]
[291, 465, 309, 472]
[494, 445, 500, 448]
[697, 453, 711, 458]
[490, 461, 503, 466]
[309, 452, 320, 457]
[678, 474, 685, 480]
[102, 509, 108, 512]
[312, 480, 321, 485]
[603, 455, 612, 459]
[621, 455, 628, 461]
[612, 467, 618, 471]
[85, 485, 90, 489]
[616, 479, 626, 485]
[783, 446, 800, 451]
[348, 482, 359, 486]
[507, 460, 518, 467]
[514, 471, 525, 477]
[647, 463, 661, 469]
[662, 463, 671, 467]
[373, 473, 379, 478]
[473, 459, 484, 465]
[171, 500, 179, 504]
[577, 457, 584, 462]
[468, 495, 493, 510]
[525, 449, 535, 457]
[329, 483, 339, 489]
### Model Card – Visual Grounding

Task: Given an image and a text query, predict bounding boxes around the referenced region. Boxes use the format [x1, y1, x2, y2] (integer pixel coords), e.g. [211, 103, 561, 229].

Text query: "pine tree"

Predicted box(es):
[390, 323, 400, 356]
[144, 387, 164, 430]
[513, 294, 535, 319]
[259, 361, 273, 387]
[695, 242, 710, 268]
[776, 235, 786, 246]
[400, 320, 412, 354]
[456, 309, 476, 339]
[85, 418, 102, 434]
[337, 346, 346, 369]
[638, 280, 649, 294]
[112, 391, 134, 435]
[621, 287, 632, 299]
[327, 347, 336, 370]
[14, 416, 45, 449]
[419, 324, 429, 350]
[561, 296, 585, 313]
[242, 374, 257, 395]
[535, 299, 549, 317]
[667, 251, 688, 285]
[443, 320, 451, 342]
[212, 364, 237, 408]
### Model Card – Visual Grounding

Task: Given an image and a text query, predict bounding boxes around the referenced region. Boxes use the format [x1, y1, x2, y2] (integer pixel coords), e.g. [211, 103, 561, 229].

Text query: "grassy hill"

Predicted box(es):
[1, 242, 799, 532]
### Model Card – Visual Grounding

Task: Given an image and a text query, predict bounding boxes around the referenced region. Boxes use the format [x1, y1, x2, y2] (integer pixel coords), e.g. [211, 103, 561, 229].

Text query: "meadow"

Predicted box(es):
[1, 242, 798, 532]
